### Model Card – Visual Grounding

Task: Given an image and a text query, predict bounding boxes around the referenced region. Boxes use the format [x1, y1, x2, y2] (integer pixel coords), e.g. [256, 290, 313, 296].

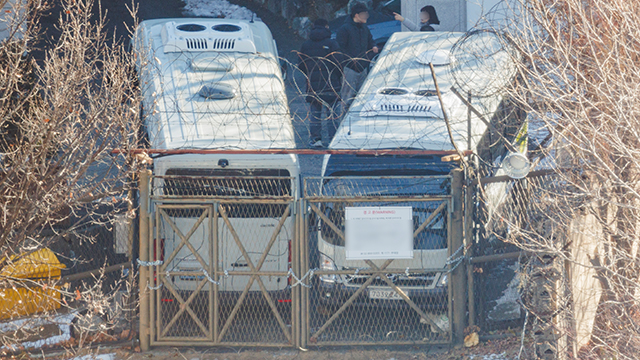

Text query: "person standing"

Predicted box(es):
[336, 2, 378, 112]
[298, 18, 343, 147]
[393, 5, 440, 32]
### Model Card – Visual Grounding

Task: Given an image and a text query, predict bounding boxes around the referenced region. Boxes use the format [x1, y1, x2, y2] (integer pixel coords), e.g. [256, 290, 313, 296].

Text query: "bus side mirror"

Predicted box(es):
[280, 59, 289, 81]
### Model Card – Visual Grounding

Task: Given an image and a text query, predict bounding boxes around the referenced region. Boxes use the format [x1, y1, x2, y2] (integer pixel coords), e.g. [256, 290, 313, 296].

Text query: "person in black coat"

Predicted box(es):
[336, 3, 379, 111]
[298, 18, 343, 147]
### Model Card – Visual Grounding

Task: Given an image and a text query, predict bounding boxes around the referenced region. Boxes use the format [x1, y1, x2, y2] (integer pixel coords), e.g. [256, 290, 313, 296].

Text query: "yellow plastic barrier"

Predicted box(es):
[0, 248, 66, 320]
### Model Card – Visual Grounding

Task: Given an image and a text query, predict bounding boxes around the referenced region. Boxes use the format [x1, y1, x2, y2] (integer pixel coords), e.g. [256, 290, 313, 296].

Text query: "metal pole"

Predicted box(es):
[450, 169, 466, 346]
[127, 173, 138, 328]
[208, 205, 215, 342]
[470, 251, 522, 264]
[301, 199, 309, 349]
[138, 170, 152, 351]
[292, 201, 300, 348]
[465, 179, 475, 327]
[467, 91, 472, 151]
[60, 261, 132, 283]
[213, 203, 219, 343]
[149, 213, 157, 346]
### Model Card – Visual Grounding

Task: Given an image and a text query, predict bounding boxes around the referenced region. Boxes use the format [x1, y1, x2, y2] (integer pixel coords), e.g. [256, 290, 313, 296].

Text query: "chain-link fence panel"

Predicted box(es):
[146, 175, 297, 347]
[301, 176, 456, 346]
[472, 169, 571, 359]
[48, 201, 132, 284]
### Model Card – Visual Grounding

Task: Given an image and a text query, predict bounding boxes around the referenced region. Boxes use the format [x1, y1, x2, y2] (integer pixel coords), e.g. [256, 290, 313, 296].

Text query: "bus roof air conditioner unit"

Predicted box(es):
[161, 21, 257, 54]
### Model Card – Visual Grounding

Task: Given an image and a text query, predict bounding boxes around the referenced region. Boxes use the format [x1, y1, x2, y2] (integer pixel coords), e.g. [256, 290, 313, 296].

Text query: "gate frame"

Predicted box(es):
[152, 203, 215, 343]
[141, 173, 299, 348]
[297, 169, 466, 347]
[138, 169, 468, 350]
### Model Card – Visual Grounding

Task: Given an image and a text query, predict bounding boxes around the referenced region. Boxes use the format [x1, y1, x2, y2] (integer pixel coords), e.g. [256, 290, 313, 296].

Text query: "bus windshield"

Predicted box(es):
[319, 155, 453, 249]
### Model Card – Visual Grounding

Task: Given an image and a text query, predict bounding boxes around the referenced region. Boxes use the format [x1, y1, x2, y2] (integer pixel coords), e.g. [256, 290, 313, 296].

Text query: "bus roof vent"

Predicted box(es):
[416, 49, 453, 66]
[161, 21, 256, 54]
[185, 38, 208, 50]
[197, 83, 236, 100]
[211, 38, 236, 50]
[176, 24, 207, 32]
[360, 88, 445, 118]
[212, 24, 242, 32]
[191, 57, 234, 72]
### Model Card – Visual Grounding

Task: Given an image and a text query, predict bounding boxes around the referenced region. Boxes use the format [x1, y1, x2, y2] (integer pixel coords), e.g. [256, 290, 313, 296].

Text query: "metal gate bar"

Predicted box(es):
[155, 205, 214, 341]
[301, 193, 455, 346]
[146, 194, 296, 347]
[309, 259, 394, 342]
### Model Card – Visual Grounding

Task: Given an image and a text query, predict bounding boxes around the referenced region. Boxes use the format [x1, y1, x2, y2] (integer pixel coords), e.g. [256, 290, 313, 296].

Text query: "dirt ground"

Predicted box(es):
[122, 338, 522, 359]
[32, 335, 524, 360]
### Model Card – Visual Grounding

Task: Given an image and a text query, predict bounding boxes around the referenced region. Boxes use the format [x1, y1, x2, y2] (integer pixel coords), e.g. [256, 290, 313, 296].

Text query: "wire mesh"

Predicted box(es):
[152, 175, 296, 199]
[469, 249, 523, 332]
[304, 176, 451, 199]
[37, 198, 133, 292]
[473, 168, 572, 358]
[303, 175, 452, 345]
[49, 215, 130, 281]
[148, 175, 295, 345]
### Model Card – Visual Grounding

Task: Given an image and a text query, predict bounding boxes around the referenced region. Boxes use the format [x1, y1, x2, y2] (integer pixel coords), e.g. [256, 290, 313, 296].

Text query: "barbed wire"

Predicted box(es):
[136, 24, 520, 160]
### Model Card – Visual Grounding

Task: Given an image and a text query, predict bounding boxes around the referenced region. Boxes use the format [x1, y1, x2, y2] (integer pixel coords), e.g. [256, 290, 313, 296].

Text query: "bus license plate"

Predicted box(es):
[369, 289, 405, 300]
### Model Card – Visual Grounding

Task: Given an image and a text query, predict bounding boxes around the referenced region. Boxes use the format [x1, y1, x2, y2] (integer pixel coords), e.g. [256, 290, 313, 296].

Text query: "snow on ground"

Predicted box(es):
[182, 0, 260, 21]
[0, 311, 76, 350]
[469, 353, 510, 360]
[72, 354, 116, 360]
[488, 262, 522, 321]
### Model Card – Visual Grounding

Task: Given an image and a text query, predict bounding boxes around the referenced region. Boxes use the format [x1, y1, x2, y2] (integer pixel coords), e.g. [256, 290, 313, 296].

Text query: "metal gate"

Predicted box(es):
[140, 174, 298, 347]
[138, 171, 465, 348]
[297, 175, 460, 347]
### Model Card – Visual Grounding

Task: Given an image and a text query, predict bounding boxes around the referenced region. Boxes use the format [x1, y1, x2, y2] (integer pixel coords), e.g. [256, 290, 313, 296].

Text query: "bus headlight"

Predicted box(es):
[320, 253, 337, 283]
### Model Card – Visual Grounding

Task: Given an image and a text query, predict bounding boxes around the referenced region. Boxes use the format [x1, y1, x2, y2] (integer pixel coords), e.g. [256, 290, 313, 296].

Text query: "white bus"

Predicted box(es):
[316, 31, 519, 318]
[133, 18, 299, 295]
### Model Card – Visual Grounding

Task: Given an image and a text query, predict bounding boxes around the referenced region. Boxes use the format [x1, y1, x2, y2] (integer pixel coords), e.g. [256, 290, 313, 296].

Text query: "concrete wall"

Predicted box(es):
[400, 0, 467, 32]
[401, 0, 506, 32]
[568, 212, 603, 352]
[466, 0, 502, 29]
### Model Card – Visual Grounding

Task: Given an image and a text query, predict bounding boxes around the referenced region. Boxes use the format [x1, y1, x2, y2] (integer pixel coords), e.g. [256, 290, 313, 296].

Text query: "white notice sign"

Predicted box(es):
[345, 206, 413, 260]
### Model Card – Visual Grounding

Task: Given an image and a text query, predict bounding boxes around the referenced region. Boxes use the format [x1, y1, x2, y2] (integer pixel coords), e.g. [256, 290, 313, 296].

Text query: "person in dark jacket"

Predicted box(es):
[393, 5, 440, 32]
[298, 18, 343, 147]
[336, 2, 378, 111]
